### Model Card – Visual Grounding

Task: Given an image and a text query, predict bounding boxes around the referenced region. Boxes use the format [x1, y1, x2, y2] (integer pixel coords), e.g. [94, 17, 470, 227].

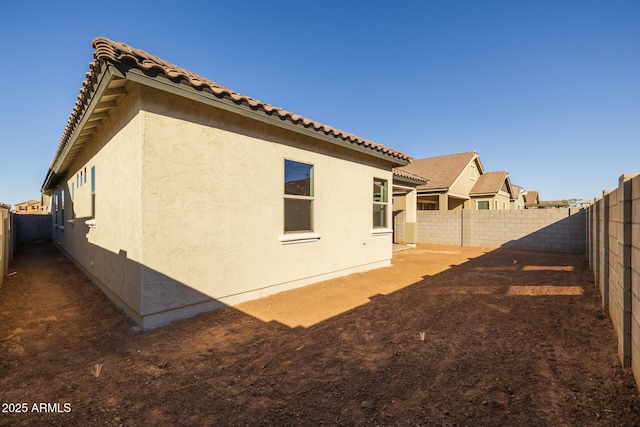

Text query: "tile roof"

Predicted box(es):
[15, 200, 40, 206]
[46, 37, 412, 178]
[469, 171, 509, 196]
[397, 152, 478, 191]
[510, 184, 524, 199]
[392, 168, 429, 184]
[539, 200, 569, 207]
[525, 191, 539, 204]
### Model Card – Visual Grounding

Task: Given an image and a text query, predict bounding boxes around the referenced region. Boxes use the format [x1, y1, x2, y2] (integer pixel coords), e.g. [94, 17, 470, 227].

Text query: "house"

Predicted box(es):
[397, 151, 484, 210]
[510, 184, 527, 210]
[538, 200, 570, 209]
[40, 37, 419, 328]
[391, 168, 429, 245]
[14, 200, 42, 214]
[469, 171, 514, 210]
[524, 190, 540, 208]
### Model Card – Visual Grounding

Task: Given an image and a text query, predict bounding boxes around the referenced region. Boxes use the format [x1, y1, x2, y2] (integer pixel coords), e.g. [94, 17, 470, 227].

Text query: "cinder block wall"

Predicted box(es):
[585, 173, 640, 391]
[406, 209, 585, 252]
[0, 206, 10, 287]
[14, 214, 51, 247]
[416, 210, 463, 246]
[632, 176, 640, 387]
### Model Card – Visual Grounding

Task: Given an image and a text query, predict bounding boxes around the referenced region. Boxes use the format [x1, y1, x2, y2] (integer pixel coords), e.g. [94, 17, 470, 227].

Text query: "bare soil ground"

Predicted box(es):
[1, 243, 639, 426]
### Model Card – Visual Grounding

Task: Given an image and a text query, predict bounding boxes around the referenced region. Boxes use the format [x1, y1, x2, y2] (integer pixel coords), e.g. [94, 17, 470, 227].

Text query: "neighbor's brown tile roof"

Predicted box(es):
[525, 191, 539, 204]
[15, 200, 40, 206]
[397, 152, 477, 190]
[392, 168, 428, 183]
[469, 171, 509, 196]
[48, 37, 412, 171]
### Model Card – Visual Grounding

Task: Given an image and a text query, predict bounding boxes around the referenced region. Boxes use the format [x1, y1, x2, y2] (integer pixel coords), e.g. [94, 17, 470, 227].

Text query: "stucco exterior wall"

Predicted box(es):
[136, 85, 395, 326]
[449, 159, 479, 199]
[50, 83, 144, 323]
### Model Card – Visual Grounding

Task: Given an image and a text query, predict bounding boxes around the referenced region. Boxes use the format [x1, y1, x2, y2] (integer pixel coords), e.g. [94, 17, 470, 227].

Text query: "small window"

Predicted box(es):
[91, 166, 96, 218]
[61, 189, 65, 223]
[495, 200, 498, 210]
[477, 201, 489, 210]
[84, 167, 87, 184]
[284, 160, 313, 233]
[418, 201, 437, 210]
[503, 201, 506, 210]
[470, 165, 476, 180]
[373, 178, 388, 228]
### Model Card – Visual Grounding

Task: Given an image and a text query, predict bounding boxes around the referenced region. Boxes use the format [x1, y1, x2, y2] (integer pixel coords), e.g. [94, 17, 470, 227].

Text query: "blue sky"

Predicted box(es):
[1, 0, 638, 206]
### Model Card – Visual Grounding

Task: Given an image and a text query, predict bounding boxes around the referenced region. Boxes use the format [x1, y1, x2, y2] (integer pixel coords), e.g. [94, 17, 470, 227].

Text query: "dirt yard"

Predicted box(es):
[1, 243, 639, 426]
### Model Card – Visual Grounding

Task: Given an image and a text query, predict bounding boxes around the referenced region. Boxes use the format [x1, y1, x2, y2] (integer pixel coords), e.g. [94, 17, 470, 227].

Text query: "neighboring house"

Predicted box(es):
[391, 168, 429, 245]
[469, 171, 514, 210]
[40, 37, 418, 328]
[14, 200, 42, 214]
[538, 200, 570, 209]
[510, 185, 527, 210]
[398, 151, 484, 210]
[524, 191, 540, 209]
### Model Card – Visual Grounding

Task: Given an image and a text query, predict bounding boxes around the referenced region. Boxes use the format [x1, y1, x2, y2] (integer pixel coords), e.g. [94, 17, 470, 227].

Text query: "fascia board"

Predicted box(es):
[447, 192, 470, 200]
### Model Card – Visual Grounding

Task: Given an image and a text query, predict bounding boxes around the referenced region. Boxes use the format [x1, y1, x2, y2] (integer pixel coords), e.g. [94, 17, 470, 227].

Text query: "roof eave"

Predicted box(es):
[42, 62, 122, 192]
[117, 65, 411, 167]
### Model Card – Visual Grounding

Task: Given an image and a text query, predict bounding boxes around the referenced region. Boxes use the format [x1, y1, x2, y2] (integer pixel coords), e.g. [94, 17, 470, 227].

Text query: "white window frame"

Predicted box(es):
[280, 159, 319, 244]
[372, 177, 391, 234]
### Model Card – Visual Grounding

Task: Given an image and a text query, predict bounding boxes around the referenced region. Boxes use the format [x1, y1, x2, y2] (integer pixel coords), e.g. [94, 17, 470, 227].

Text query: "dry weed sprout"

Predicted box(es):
[419, 332, 426, 341]
[91, 363, 104, 378]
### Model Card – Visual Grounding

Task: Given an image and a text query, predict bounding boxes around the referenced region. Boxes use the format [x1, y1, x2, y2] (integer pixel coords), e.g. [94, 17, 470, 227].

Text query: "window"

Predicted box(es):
[91, 166, 96, 218]
[284, 160, 313, 233]
[373, 178, 388, 228]
[61, 189, 65, 223]
[84, 167, 87, 184]
[418, 201, 437, 210]
[470, 165, 476, 180]
[477, 201, 489, 210]
[495, 200, 498, 210]
[503, 201, 506, 210]
[53, 194, 58, 225]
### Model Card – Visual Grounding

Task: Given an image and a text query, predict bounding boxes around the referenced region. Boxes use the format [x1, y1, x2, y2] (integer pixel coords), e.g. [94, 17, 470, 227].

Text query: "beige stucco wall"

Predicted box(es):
[472, 191, 511, 210]
[50, 82, 144, 323]
[449, 158, 479, 200]
[135, 85, 394, 326]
